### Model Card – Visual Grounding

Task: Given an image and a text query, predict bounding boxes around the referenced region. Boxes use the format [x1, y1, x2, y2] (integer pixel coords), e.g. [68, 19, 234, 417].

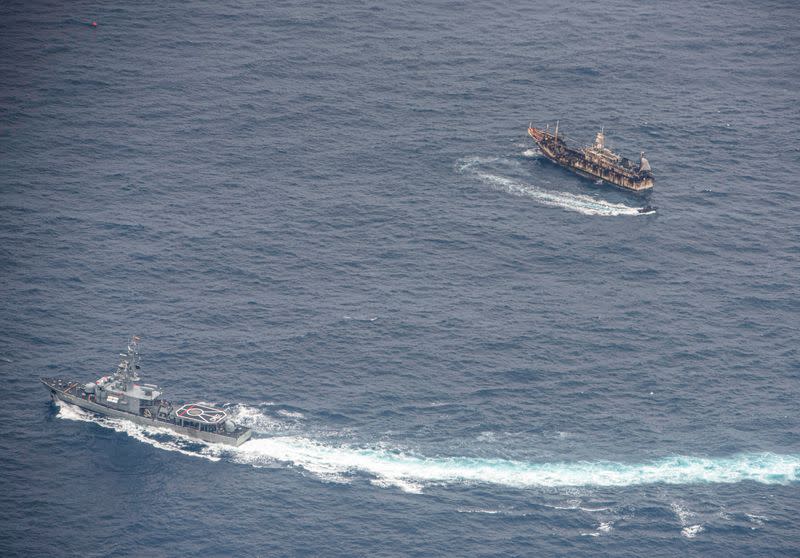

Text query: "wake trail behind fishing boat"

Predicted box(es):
[457, 156, 652, 216]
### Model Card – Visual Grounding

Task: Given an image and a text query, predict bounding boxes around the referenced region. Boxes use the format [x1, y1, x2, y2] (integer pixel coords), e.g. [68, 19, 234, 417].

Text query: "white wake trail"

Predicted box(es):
[222, 436, 800, 492]
[56, 403, 799, 494]
[457, 156, 649, 216]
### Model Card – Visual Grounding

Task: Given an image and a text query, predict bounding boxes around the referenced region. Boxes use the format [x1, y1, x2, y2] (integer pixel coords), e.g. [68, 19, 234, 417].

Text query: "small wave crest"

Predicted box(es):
[671, 502, 705, 538]
[456, 156, 648, 216]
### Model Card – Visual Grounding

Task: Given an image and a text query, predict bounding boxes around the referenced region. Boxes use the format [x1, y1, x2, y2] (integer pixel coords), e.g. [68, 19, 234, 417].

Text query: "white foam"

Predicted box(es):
[55, 401, 220, 461]
[370, 477, 424, 494]
[55, 402, 800, 494]
[55, 400, 96, 423]
[672, 502, 705, 539]
[343, 314, 379, 322]
[277, 409, 305, 419]
[476, 170, 642, 216]
[223, 436, 800, 493]
[457, 156, 648, 216]
[745, 513, 767, 526]
[550, 499, 613, 512]
[227, 404, 286, 433]
[455, 156, 500, 172]
[671, 502, 694, 525]
[598, 521, 614, 533]
[681, 525, 704, 538]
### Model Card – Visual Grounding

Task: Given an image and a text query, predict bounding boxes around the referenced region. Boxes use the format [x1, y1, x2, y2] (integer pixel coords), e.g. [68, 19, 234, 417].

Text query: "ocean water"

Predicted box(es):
[1, 0, 799, 555]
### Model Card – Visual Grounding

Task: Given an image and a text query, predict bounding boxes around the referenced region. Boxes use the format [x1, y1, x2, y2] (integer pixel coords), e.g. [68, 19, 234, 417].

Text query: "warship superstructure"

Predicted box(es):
[528, 122, 654, 191]
[42, 337, 251, 446]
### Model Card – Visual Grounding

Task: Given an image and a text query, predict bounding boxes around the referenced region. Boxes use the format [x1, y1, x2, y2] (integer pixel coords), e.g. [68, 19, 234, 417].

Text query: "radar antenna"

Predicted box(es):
[114, 335, 142, 389]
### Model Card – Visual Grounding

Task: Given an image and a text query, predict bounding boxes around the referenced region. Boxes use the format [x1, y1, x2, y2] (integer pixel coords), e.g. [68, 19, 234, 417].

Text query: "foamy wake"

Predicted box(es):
[56, 402, 799, 494]
[222, 437, 800, 492]
[456, 156, 649, 216]
[55, 401, 220, 461]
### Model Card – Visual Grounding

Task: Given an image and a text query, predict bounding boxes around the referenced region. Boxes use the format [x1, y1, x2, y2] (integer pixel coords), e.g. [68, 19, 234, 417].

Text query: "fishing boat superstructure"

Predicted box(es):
[528, 122, 654, 191]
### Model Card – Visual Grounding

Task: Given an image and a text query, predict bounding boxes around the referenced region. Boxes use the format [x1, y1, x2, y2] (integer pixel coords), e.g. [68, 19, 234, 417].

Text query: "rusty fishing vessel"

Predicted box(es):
[528, 122, 654, 191]
[42, 336, 252, 446]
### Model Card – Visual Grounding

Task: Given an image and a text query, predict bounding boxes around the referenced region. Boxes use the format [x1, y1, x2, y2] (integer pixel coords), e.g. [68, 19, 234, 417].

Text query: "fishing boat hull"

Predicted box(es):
[528, 125, 654, 192]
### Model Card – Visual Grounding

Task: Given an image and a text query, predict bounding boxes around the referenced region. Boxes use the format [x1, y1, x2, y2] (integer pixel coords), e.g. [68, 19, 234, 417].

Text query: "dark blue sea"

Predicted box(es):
[2, 0, 799, 555]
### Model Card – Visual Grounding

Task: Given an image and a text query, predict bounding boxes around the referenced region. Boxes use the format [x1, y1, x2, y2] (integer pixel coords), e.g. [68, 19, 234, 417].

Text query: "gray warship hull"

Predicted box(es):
[43, 377, 252, 447]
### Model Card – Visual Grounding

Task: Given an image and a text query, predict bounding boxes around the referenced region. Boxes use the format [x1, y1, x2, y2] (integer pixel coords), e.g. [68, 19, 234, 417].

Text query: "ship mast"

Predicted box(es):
[114, 336, 141, 390]
[554, 120, 559, 142]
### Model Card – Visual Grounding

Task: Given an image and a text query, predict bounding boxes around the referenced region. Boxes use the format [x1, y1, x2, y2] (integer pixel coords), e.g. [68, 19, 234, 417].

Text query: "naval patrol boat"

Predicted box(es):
[42, 337, 252, 446]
